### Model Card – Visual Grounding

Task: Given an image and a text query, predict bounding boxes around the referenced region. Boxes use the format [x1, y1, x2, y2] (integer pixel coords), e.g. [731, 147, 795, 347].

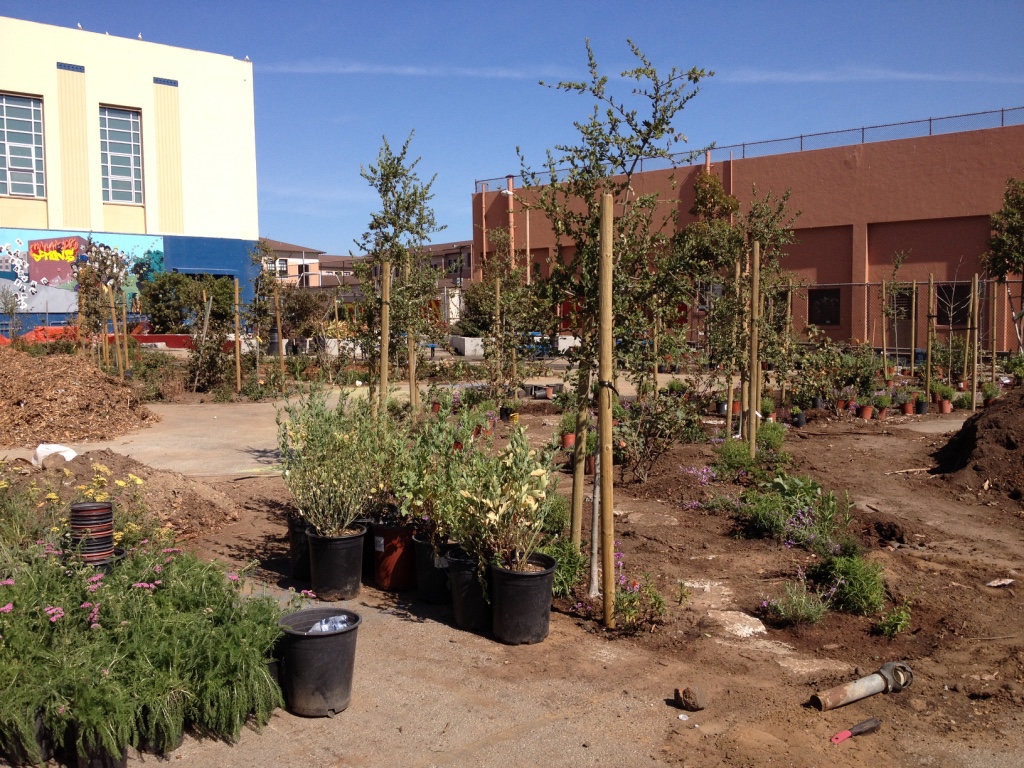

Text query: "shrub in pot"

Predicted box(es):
[278, 392, 408, 599]
[457, 429, 558, 644]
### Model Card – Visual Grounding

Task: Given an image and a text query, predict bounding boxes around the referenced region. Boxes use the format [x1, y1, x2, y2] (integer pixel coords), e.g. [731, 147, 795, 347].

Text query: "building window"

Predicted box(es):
[808, 288, 841, 326]
[275, 258, 288, 277]
[0, 94, 45, 198]
[100, 106, 143, 203]
[936, 283, 970, 328]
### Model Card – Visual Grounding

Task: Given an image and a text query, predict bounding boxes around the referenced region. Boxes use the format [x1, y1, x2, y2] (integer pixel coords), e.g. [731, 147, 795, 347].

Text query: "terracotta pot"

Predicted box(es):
[584, 454, 595, 475]
[984, 397, 995, 407]
[545, 386, 555, 399]
[859, 405, 874, 421]
[431, 401, 441, 414]
[373, 524, 417, 592]
[901, 402, 914, 415]
[561, 432, 576, 450]
[731, 400, 742, 415]
[835, 399, 848, 411]
[940, 399, 953, 414]
[876, 406, 888, 420]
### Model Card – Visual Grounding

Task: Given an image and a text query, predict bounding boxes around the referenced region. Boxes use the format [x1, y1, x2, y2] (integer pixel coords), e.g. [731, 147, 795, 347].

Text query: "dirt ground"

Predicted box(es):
[4, 390, 1023, 767]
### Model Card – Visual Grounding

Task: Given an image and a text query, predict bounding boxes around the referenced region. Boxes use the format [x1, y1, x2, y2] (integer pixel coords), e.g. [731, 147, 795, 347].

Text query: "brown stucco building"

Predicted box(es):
[473, 110, 1024, 354]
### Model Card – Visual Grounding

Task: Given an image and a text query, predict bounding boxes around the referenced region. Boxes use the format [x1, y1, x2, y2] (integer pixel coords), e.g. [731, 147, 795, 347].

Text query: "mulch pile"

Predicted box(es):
[0, 348, 158, 449]
[936, 387, 1024, 502]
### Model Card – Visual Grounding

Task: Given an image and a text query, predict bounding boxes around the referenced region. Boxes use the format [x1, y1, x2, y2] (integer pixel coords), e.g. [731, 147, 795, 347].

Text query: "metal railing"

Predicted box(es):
[476, 106, 1024, 192]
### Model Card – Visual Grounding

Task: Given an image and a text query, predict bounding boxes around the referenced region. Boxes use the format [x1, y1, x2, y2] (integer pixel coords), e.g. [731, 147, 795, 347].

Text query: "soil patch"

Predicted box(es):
[0, 348, 157, 448]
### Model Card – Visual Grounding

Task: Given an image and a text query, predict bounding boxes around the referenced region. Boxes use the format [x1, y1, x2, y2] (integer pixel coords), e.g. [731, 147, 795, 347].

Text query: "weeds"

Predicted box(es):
[541, 536, 588, 599]
[876, 596, 913, 637]
[810, 555, 886, 615]
[761, 569, 831, 625]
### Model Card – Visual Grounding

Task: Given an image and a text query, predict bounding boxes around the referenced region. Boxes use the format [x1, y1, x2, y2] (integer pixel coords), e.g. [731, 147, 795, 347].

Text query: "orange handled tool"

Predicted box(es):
[831, 717, 881, 744]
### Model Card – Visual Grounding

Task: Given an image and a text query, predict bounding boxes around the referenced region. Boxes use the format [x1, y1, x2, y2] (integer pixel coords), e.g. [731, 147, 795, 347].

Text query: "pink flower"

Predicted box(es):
[90, 623, 101, 630]
[80, 602, 93, 609]
[131, 582, 156, 590]
[300, 589, 316, 599]
[153, 565, 163, 573]
[0, 579, 14, 586]
[161, 548, 182, 555]
[87, 584, 100, 593]
[45, 606, 65, 622]
[0, 603, 12, 613]
[227, 573, 239, 582]
[87, 574, 104, 583]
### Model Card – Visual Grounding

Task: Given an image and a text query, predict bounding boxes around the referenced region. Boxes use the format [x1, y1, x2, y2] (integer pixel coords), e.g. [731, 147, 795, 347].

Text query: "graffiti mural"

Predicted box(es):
[0, 229, 164, 314]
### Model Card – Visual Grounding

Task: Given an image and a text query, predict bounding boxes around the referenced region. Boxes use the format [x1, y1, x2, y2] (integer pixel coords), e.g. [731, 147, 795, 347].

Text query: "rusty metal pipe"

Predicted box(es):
[811, 661, 913, 711]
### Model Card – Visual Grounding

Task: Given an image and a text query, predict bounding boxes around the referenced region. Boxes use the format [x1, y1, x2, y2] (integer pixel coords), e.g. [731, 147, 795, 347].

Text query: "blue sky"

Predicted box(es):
[4, 1, 1023, 254]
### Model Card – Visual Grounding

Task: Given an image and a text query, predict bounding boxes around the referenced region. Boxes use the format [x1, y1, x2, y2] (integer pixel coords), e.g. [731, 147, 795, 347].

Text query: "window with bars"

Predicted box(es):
[100, 106, 143, 204]
[808, 288, 841, 326]
[0, 93, 45, 198]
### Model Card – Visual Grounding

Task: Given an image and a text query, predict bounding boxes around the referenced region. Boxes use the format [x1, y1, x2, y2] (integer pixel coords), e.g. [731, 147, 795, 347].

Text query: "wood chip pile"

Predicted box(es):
[0, 348, 157, 448]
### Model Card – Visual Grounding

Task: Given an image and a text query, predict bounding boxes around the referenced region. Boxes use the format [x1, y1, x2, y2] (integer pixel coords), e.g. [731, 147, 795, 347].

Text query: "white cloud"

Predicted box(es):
[256, 58, 567, 80]
[721, 66, 1024, 85]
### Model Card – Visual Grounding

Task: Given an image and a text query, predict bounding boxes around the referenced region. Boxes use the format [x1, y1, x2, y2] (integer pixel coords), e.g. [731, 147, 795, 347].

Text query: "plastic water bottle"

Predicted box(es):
[308, 615, 350, 633]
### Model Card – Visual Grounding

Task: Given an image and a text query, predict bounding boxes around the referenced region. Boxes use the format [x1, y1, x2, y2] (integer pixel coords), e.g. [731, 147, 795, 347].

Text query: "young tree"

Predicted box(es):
[354, 132, 445, 412]
[519, 39, 711, 545]
[983, 176, 1024, 352]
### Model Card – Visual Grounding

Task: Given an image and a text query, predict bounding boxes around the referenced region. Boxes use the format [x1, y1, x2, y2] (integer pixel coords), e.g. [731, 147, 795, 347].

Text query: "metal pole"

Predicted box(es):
[599, 192, 616, 629]
[881, 279, 888, 374]
[990, 279, 997, 382]
[107, 286, 123, 380]
[380, 257, 391, 414]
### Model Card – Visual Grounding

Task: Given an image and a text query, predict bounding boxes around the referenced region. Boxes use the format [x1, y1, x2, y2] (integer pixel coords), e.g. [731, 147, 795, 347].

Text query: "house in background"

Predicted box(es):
[0, 15, 260, 331]
[262, 238, 327, 287]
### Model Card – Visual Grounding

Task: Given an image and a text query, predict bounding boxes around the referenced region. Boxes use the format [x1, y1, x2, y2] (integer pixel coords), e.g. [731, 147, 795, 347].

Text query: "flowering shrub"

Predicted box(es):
[0, 465, 283, 764]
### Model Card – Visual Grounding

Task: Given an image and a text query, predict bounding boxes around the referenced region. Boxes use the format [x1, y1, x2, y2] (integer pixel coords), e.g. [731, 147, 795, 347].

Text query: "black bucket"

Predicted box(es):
[287, 517, 310, 582]
[490, 553, 556, 645]
[354, 518, 376, 584]
[413, 534, 451, 604]
[715, 401, 728, 416]
[277, 608, 361, 717]
[447, 547, 491, 633]
[915, 399, 929, 415]
[306, 526, 365, 601]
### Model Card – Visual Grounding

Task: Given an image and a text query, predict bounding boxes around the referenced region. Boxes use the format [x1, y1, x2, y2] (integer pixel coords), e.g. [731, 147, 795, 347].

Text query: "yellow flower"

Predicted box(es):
[50, 526, 60, 533]
[45, 492, 60, 501]
[94, 492, 110, 502]
[127, 474, 143, 486]
[113, 531, 124, 543]
[114, 480, 127, 488]
[0, 480, 8, 490]
[92, 463, 111, 476]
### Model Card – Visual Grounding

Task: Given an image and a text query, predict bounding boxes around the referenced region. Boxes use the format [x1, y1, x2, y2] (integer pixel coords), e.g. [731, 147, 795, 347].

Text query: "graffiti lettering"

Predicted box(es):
[29, 238, 81, 264]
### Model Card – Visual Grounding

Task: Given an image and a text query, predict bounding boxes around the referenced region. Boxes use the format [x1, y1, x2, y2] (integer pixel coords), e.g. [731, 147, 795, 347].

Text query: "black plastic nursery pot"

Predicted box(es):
[277, 608, 362, 717]
[306, 526, 365, 601]
[447, 547, 491, 633]
[413, 534, 452, 604]
[490, 553, 557, 645]
[287, 516, 311, 581]
[915, 400, 930, 415]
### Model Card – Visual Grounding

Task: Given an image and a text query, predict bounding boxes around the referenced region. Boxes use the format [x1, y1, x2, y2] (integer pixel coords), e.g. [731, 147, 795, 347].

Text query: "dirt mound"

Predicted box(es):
[0, 347, 157, 448]
[935, 388, 1024, 501]
[4, 448, 241, 539]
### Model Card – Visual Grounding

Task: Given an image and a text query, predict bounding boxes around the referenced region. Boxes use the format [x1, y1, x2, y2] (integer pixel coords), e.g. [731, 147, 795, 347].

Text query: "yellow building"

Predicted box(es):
[0, 15, 260, 323]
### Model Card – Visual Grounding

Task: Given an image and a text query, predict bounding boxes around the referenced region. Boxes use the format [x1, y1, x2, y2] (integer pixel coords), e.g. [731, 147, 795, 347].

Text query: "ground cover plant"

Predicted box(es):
[0, 462, 283, 764]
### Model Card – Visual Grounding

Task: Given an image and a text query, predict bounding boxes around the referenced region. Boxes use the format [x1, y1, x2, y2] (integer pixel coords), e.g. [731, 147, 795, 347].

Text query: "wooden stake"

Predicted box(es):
[963, 281, 973, 384]
[120, 293, 131, 373]
[748, 242, 760, 459]
[909, 280, 917, 378]
[881, 278, 888, 373]
[380, 257, 392, 414]
[273, 281, 285, 395]
[405, 258, 418, 411]
[971, 273, 979, 411]
[234, 278, 242, 393]
[599, 193, 615, 629]
[990, 278, 997, 382]
[107, 286, 123, 380]
[926, 275, 934, 398]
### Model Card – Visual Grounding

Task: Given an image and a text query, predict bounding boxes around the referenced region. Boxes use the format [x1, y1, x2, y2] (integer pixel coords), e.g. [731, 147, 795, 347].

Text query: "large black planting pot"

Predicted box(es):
[446, 547, 491, 633]
[277, 608, 361, 717]
[306, 526, 365, 601]
[490, 553, 556, 645]
[287, 516, 311, 581]
[413, 534, 452, 604]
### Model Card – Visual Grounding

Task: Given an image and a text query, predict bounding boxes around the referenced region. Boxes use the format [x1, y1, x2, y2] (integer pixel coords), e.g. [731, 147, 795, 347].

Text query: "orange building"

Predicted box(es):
[472, 109, 1024, 355]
